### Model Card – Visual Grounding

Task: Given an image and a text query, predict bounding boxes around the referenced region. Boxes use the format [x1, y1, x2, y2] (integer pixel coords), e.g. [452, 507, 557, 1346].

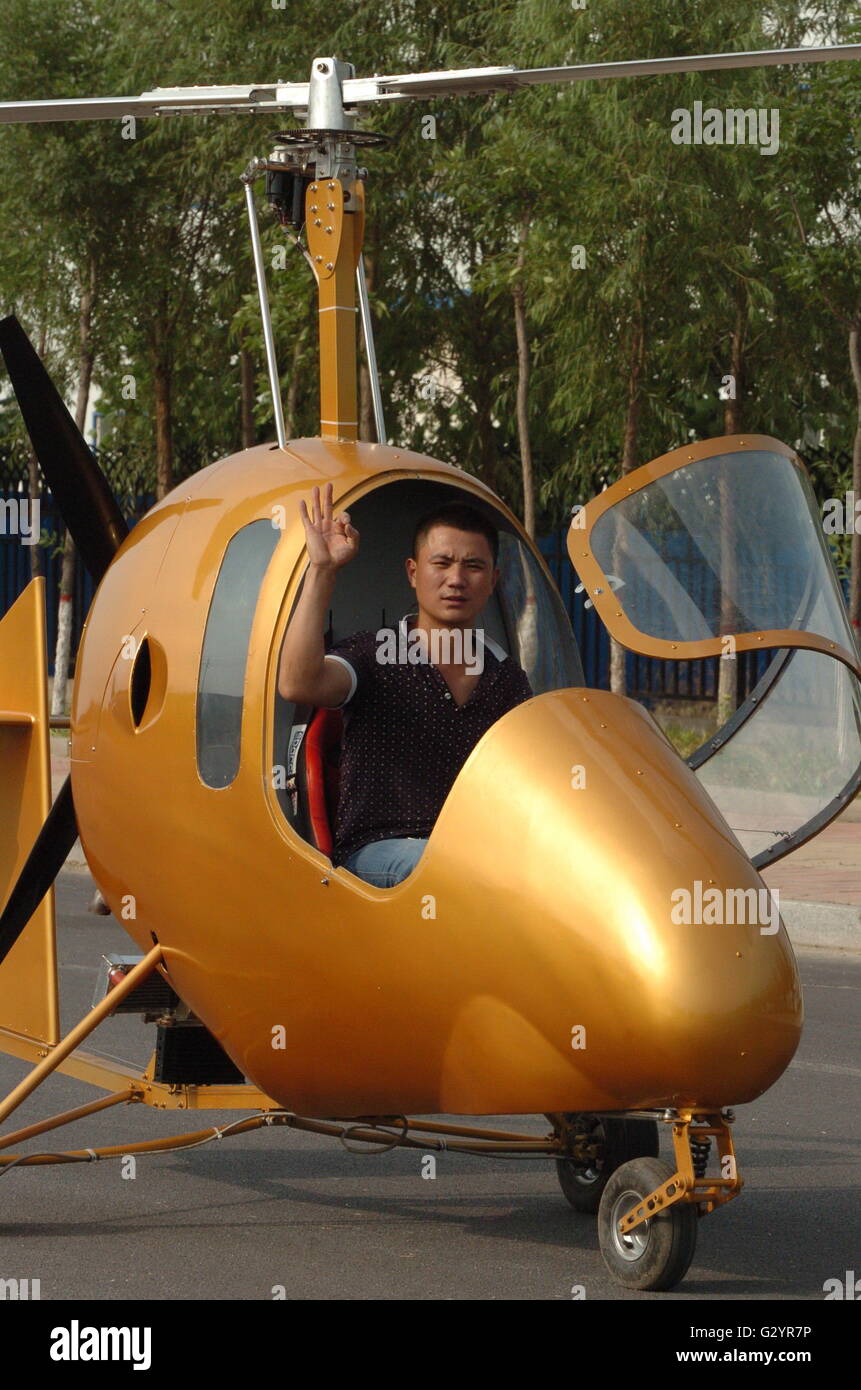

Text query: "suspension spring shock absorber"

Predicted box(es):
[691, 1134, 711, 1178]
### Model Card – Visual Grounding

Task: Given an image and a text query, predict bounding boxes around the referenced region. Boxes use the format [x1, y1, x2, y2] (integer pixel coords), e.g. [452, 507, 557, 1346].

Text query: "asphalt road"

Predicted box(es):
[0, 868, 858, 1302]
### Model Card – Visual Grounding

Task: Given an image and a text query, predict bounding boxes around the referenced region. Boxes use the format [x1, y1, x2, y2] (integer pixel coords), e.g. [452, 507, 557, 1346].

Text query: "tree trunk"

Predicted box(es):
[52, 265, 96, 717]
[27, 447, 43, 578]
[153, 357, 173, 500]
[512, 216, 535, 538]
[849, 325, 861, 647]
[610, 308, 646, 696]
[717, 296, 746, 724]
[723, 297, 745, 434]
[359, 360, 373, 442]
[27, 325, 48, 579]
[240, 347, 256, 449]
[149, 297, 174, 500]
[285, 329, 306, 438]
[473, 366, 500, 494]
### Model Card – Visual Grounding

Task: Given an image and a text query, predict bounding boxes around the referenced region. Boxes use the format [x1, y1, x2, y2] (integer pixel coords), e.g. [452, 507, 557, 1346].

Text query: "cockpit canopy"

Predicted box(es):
[571, 436, 861, 866]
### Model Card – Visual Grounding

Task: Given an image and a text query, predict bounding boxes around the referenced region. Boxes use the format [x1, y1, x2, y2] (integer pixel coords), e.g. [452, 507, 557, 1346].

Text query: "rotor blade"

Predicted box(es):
[344, 43, 861, 102]
[0, 84, 295, 125]
[0, 95, 172, 124]
[2, 43, 859, 127]
[0, 778, 76, 968]
[0, 316, 128, 581]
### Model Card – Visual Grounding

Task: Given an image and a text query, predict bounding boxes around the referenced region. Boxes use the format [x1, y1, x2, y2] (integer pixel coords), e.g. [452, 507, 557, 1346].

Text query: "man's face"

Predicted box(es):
[405, 525, 498, 626]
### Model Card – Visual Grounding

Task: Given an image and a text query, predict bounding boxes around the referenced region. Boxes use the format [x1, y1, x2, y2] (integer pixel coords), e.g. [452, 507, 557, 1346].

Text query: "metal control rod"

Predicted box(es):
[243, 178, 287, 449]
[356, 256, 386, 444]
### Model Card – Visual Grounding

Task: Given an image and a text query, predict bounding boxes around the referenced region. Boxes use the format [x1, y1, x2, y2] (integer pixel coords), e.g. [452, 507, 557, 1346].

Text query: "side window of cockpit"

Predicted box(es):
[197, 519, 280, 789]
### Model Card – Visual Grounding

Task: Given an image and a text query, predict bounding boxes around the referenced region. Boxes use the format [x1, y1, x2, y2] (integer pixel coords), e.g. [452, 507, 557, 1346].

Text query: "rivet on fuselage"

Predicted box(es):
[321, 877, 329, 886]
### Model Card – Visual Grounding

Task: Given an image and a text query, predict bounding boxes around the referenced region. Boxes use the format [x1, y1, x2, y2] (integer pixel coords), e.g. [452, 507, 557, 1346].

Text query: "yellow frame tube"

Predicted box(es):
[0, 1110, 566, 1169]
[0, 1088, 135, 1151]
[0, 944, 162, 1126]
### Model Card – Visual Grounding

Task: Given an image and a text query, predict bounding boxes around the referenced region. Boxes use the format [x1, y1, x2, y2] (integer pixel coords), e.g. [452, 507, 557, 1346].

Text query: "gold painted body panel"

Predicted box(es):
[69, 442, 802, 1117]
[0, 579, 59, 1045]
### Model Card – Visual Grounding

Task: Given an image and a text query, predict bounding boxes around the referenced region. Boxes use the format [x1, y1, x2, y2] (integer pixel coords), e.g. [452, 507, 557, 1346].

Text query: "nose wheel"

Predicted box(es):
[551, 1109, 742, 1291]
[598, 1156, 698, 1290]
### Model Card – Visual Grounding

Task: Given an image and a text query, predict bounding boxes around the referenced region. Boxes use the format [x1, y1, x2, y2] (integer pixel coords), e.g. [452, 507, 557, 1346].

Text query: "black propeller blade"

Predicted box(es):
[0, 317, 129, 957]
[0, 780, 77, 967]
[0, 315, 128, 579]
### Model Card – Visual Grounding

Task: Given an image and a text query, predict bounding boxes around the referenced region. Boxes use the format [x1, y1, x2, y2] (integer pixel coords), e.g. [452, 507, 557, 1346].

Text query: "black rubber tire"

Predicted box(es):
[598, 1156, 698, 1291]
[555, 1116, 660, 1214]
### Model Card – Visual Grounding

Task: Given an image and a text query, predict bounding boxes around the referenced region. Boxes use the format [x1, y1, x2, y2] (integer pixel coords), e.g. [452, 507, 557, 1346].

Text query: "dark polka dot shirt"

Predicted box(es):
[325, 614, 534, 865]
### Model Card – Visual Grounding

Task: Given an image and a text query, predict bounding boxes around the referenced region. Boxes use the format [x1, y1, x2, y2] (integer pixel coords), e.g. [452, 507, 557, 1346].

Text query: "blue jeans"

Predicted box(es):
[342, 837, 428, 888]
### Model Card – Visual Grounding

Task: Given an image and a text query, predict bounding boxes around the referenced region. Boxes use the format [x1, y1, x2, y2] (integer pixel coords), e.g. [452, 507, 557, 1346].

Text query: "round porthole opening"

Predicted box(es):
[130, 637, 152, 728]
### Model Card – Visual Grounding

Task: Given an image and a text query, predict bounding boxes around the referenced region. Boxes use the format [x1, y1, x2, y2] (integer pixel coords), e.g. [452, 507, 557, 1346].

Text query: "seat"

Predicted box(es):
[303, 706, 343, 855]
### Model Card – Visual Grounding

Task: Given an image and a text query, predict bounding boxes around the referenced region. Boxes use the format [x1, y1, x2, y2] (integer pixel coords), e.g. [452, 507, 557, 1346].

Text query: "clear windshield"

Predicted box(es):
[693, 647, 861, 864]
[496, 532, 584, 693]
[590, 448, 855, 654]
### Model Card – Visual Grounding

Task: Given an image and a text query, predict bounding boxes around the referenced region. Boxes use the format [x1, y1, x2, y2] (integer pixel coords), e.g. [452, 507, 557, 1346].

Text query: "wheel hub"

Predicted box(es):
[610, 1188, 651, 1261]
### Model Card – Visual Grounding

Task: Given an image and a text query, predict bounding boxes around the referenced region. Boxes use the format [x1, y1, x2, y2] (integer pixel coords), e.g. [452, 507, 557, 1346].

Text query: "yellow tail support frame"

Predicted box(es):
[0, 577, 59, 1046]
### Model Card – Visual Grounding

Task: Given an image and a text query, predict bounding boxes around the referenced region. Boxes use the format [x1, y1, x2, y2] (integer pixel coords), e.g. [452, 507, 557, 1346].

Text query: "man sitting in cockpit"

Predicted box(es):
[277, 483, 533, 887]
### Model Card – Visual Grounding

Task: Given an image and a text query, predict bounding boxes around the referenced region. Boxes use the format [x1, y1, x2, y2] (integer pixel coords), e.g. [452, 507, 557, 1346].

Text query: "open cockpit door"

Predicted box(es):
[569, 435, 861, 867]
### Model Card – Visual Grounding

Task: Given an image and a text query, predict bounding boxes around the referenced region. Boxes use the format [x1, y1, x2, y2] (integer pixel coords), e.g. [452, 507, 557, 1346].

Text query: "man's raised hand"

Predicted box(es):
[299, 482, 359, 571]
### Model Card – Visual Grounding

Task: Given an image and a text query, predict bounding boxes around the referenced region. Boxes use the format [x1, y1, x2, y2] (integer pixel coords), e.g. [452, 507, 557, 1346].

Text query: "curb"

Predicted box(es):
[780, 898, 861, 953]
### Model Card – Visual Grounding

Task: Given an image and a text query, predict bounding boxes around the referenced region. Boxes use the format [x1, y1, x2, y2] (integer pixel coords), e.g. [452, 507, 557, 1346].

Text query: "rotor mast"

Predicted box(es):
[304, 58, 364, 443]
[242, 57, 375, 445]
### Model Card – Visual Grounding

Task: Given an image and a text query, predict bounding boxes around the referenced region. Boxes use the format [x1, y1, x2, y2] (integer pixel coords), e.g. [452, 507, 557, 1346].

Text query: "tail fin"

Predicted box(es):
[0, 579, 59, 1045]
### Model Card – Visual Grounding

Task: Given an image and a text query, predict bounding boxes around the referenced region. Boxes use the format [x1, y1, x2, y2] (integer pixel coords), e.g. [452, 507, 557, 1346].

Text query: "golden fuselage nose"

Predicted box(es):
[231, 686, 801, 1116]
[407, 687, 803, 1115]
